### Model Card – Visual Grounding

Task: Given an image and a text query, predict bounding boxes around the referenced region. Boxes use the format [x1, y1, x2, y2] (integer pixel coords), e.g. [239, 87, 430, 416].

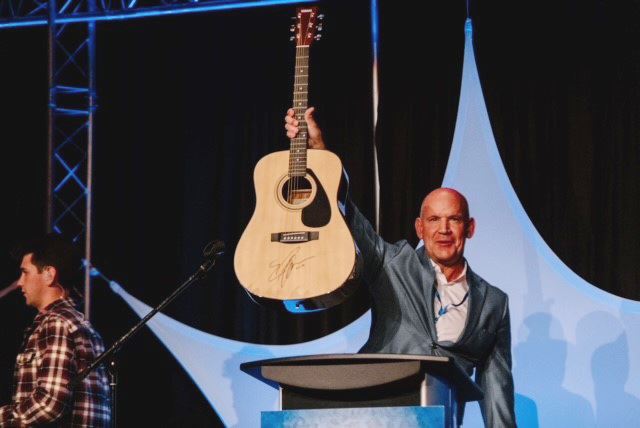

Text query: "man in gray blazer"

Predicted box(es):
[285, 108, 516, 427]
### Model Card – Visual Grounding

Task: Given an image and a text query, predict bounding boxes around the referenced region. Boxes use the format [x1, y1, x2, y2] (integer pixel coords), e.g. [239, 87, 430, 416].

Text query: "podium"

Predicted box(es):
[241, 353, 483, 427]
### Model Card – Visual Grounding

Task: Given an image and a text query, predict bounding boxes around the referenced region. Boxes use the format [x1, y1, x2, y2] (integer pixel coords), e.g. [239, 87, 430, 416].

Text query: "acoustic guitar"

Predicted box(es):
[234, 7, 357, 312]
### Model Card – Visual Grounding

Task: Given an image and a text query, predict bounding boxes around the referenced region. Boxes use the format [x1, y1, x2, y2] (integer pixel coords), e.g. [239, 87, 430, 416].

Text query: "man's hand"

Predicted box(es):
[284, 107, 326, 149]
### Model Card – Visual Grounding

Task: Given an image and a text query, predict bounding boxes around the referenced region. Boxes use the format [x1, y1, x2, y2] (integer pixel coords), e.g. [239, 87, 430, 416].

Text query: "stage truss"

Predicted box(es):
[0, 0, 314, 318]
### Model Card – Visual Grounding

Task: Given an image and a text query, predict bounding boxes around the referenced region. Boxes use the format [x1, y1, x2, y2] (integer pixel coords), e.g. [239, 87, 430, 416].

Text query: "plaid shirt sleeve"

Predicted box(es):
[0, 316, 76, 426]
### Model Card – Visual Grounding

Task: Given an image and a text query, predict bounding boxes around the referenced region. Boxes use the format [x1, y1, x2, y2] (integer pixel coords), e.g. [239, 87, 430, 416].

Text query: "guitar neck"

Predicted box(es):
[290, 44, 310, 177]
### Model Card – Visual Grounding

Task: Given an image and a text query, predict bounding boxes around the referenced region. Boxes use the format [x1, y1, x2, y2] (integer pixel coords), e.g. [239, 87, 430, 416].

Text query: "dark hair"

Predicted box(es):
[12, 233, 82, 292]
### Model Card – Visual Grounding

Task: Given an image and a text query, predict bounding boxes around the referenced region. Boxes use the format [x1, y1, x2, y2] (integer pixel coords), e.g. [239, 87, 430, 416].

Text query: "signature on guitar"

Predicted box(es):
[268, 247, 314, 288]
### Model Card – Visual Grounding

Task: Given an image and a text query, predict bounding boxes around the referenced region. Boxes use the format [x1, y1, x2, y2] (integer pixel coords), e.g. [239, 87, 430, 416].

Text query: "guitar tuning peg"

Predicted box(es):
[317, 24, 323, 32]
[290, 36, 296, 41]
[314, 34, 322, 40]
[290, 25, 296, 32]
[318, 14, 325, 20]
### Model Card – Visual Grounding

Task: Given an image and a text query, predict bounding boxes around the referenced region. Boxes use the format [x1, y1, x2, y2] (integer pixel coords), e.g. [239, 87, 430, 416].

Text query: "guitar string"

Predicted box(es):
[290, 45, 299, 204]
[292, 45, 298, 204]
[290, 44, 310, 205]
[293, 45, 308, 204]
[292, 45, 299, 204]
[296, 45, 303, 202]
[299, 45, 308, 202]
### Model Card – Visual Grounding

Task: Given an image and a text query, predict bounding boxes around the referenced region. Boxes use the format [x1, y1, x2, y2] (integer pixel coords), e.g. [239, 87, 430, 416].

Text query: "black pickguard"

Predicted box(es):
[301, 169, 331, 227]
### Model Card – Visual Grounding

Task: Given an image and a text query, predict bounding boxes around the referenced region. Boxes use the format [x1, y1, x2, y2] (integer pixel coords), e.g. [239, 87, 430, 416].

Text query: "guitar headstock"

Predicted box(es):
[290, 7, 322, 47]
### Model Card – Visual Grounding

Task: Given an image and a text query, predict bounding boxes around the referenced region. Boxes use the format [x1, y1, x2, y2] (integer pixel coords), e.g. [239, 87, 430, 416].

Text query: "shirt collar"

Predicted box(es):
[36, 297, 75, 319]
[429, 259, 468, 287]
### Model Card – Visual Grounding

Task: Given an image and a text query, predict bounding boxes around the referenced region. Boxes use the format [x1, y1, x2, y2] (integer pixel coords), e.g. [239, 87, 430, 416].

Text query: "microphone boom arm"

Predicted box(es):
[72, 240, 224, 427]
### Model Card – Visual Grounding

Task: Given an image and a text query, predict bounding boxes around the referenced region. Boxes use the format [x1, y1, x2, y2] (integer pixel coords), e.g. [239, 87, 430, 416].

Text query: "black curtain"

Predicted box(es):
[471, 0, 640, 300]
[375, 1, 466, 242]
[1, 0, 639, 426]
[0, 27, 48, 404]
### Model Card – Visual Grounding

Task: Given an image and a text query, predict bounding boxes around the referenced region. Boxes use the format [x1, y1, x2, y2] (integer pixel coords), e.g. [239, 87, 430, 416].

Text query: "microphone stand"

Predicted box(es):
[72, 241, 224, 428]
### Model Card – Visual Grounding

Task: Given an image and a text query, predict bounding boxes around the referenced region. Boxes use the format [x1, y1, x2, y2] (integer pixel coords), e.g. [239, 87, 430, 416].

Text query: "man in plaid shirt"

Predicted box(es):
[0, 234, 110, 427]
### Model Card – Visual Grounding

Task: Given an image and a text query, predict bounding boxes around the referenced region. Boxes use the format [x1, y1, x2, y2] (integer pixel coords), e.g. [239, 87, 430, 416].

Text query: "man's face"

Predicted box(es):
[17, 254, 51, 311]
[415, 189, 475, 268]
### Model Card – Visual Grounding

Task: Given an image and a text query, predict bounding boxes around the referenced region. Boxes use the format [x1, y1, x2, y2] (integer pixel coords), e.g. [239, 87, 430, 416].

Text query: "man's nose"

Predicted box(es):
[438, 219, 450, 233]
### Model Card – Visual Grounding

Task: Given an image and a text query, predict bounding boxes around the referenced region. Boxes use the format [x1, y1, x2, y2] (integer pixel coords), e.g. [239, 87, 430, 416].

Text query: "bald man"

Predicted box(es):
[286, 108, 516, 427]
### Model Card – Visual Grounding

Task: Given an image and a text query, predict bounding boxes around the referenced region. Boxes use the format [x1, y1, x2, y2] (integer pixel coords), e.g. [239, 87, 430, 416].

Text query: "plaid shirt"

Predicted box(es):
[0, 299, 110, 427]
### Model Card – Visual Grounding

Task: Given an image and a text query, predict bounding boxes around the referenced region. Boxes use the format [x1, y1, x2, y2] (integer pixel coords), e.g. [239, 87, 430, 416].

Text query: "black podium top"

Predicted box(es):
[241, 353, 483, 403]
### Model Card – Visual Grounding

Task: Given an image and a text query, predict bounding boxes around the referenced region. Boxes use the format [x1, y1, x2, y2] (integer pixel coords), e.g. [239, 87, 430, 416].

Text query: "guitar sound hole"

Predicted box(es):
[282, 176, 313, 205]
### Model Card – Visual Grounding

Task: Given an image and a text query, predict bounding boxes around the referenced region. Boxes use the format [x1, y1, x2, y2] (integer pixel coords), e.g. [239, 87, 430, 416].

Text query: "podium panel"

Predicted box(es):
[262, 406, 444, 427]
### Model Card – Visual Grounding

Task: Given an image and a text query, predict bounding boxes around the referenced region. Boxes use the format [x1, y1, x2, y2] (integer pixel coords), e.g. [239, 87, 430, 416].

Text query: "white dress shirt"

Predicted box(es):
[432, 260, 469, 343]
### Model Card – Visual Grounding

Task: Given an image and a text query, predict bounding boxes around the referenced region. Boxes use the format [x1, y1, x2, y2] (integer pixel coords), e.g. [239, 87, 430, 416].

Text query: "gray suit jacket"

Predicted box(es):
[349, 202, 516, 427]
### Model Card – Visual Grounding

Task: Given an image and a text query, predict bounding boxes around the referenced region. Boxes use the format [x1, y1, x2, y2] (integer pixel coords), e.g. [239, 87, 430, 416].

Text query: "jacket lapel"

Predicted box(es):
[456, 264, 487, 344]
[416, 246, 438, 342]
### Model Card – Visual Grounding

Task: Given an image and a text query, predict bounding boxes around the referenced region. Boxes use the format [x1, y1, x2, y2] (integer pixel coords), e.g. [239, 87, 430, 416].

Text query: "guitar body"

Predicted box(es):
[234, 149, 356, 305]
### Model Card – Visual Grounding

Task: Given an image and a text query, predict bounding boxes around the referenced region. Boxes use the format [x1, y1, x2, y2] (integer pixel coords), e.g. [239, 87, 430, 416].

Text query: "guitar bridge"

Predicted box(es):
[271, 231, 319, 243]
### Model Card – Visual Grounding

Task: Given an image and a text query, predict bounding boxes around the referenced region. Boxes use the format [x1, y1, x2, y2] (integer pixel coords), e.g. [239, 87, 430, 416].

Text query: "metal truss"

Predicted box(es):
[46, 0, 97, 317]
[0, 0, 312, 28]
[0, 0, 317, 320]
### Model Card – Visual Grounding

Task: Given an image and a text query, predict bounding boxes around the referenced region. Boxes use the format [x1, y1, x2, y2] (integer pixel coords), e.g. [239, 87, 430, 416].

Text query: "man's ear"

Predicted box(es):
[415, 217, 423, 239]
[43, 266, 58, 285]
[465, 218, 476, 239]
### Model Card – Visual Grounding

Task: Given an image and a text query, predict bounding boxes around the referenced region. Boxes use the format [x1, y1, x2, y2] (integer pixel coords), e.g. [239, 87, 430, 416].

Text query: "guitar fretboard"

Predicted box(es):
[290, 45, 309, 177]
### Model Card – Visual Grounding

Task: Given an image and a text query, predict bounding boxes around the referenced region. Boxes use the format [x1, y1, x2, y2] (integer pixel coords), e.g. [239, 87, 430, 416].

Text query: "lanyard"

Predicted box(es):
[434, 289, 469, 323]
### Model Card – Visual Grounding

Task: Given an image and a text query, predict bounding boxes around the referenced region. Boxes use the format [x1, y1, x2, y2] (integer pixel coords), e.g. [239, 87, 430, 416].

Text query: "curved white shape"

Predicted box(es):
[443, 18, 640, 427]
[109, 281, 370, 427]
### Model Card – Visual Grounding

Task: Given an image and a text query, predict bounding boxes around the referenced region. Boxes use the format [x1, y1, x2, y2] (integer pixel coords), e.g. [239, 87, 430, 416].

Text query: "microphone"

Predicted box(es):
[203, 240, 225, 258]
[199, 240, 225, 274]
